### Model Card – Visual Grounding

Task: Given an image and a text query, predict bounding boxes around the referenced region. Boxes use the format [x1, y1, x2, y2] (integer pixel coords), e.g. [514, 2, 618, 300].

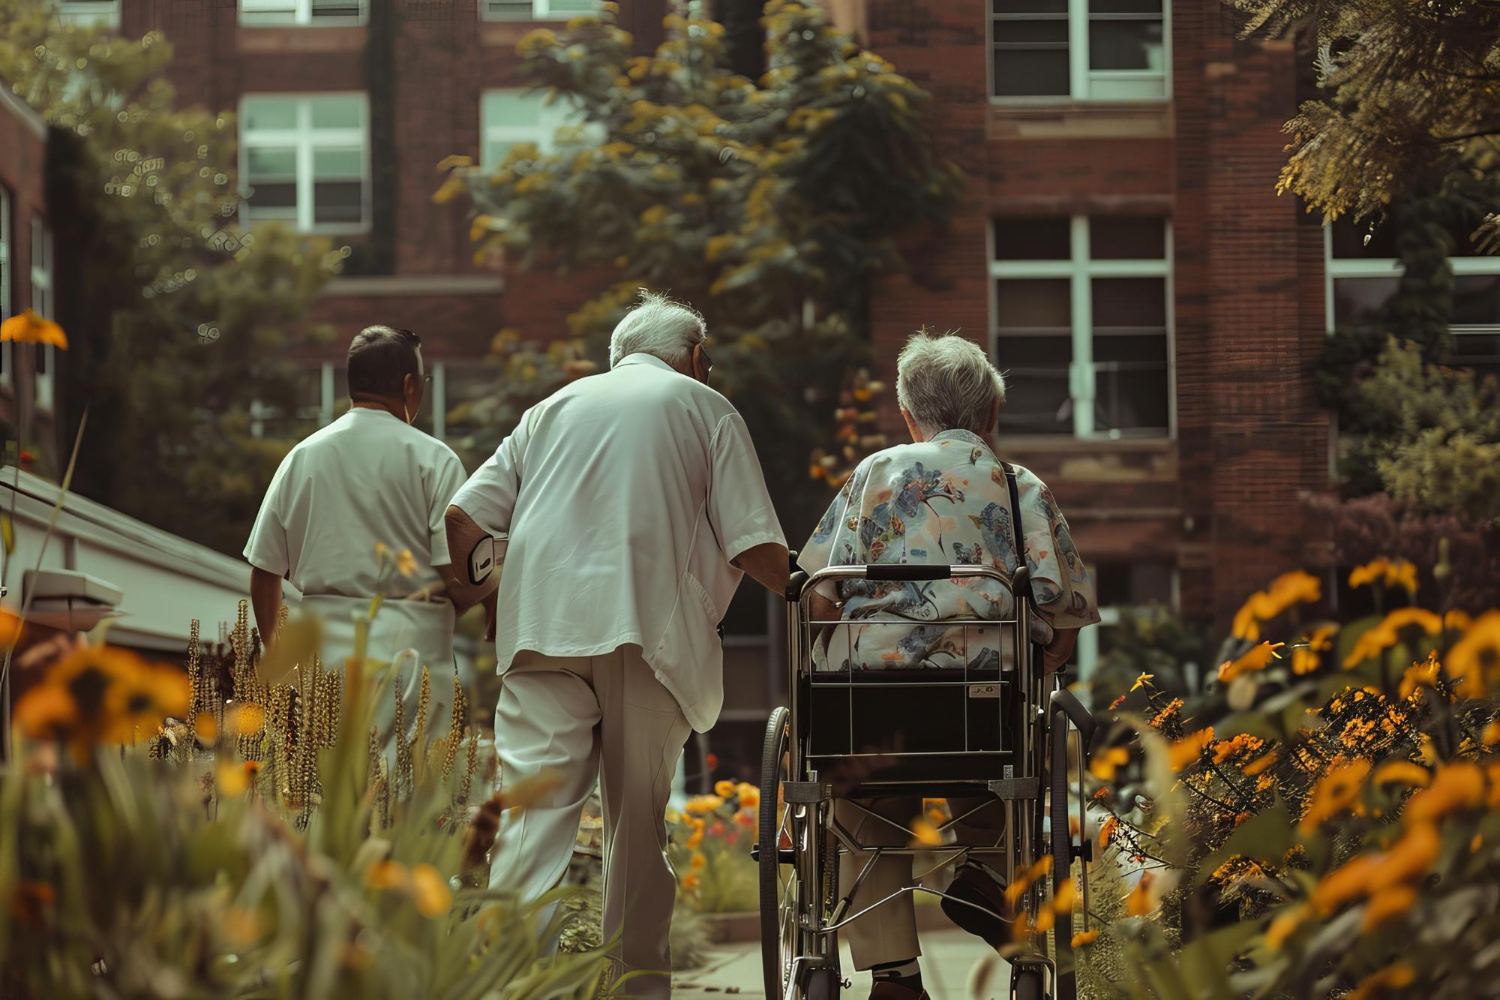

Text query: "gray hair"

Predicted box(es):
[608, 289, 707, 368]
[895, 329, 1007, 436]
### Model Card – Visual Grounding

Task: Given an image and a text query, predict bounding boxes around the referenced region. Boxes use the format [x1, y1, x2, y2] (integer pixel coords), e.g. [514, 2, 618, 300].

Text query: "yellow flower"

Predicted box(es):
[909, 818, 943, 847]
[1071, 929, 1099, 948]
[1090, 746, 1128, 781]
[1243, 750, 1279, 776]
[1371, 760, 1430, 788]
[1052, 877, 1076, 914]
[714, 779, 737, 798]
[410, 864, 452, 917]
[1482, 721, 1500, 747]
[1097, 816, 1119, 849]
[639, 204, 668, 226]
[216, 760, 249, 796]
[364, 859, 410, 891]
[1399, 652, 1442, 699]
[735, 783, 760, 809]
[396, 548, 417, 578]
[684, 794, 724, 815]
[1130, 671, 1154, 692]
[1403, 762, 1484, 824]
[1218, 642, 1285, 683]
[1125, 871, 1154, 917]
[374, 541, 390, 559]
[0, 309, 68, 349]
[689, 852, 706, 870]
[1300, 758, 1371, 833]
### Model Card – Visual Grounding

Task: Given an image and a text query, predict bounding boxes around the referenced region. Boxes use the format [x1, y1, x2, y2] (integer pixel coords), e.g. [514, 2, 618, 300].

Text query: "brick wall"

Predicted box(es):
[855, 0, 1333, 626]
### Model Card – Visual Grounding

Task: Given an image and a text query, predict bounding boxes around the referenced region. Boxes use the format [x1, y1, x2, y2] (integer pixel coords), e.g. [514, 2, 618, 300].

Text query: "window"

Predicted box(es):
[480, 90, 594, 173]
[1076, 560, 1178, 680]
[241, 94, 369, 233]
[0, 188, 10, 390]
[480, 0, 596, 21]
[991, 215, 1172, 438]
[1325, 218, 1500, 382]
[239, 0, 366, 25]
[55, 0, 119, 27]
[31, 220, 54, 412]
[990, 0, 1167, 101]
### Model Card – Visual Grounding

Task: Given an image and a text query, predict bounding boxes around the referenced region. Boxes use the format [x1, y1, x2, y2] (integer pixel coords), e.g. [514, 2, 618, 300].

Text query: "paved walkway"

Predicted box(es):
[673, 929, 1008, 999]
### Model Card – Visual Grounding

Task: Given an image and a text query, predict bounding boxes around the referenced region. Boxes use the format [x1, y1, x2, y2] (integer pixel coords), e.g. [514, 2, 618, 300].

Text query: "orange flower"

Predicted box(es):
[1343, 608, 1443, 670]
[714, 779, 737, 798]
[1366, 823, 1440, 894]
[1403, 762, 1484, 824]
[0, 309, 68, 348]
[682, 873, 700, 890]
[229, 701, 265, 737]
[1399, 652, 1442, 699]
[1052, 877, 1076, 914]
[410, 864, 453, 917]
[1310, 853, 1380, 915]
[735, 783, 760, 809]
[1361, 884, 1415, 932]
[689, 852, 706, 870]
[1168, 728, 1215, 772]
[15, 646, 188, 761]
[1348, 962, 1415, 1000]
[1483, 721, 1500, 747]
[1098, 816, 1120, 849]
[909, 818, 943, 847]
[1218, 642, 1284, 683]
[1071, 929, 1099, 948]
[1292, 624, 1339, 675]
[1446, 612, 1500, 700]
[684, 794, 724, 815]
[1090, 746, 1128, 781]
[1264, 904, 1308, 949]
[9, 880, 56, 924]
[1125, 871, 1154, 917]
[193, 712, 219, 743]
[1371, 761, 1431, 788]
[0, 610, 22, 652]
[1300, 759, 1371, 833]
[1243, 750, 1279, 776]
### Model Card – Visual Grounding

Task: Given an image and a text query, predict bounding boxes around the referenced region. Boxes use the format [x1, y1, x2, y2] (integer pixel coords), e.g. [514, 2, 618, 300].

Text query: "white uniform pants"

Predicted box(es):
[489, 645, 691, 998]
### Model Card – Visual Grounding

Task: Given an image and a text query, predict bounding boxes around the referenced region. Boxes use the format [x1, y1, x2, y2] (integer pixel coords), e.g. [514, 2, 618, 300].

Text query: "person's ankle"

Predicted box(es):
[871, 956, 923, 993]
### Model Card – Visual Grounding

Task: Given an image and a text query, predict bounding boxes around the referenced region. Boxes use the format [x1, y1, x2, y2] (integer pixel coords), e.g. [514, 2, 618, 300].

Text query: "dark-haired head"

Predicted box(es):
[348, 325, 426, 422]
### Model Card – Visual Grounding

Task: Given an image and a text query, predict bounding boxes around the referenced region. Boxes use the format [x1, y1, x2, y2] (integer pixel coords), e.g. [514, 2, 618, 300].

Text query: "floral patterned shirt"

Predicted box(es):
[797, 429, 1100, 671]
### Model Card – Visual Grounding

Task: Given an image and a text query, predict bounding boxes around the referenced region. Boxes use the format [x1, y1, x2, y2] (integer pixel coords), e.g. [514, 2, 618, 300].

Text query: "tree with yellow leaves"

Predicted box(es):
[439, 0, 960, 522]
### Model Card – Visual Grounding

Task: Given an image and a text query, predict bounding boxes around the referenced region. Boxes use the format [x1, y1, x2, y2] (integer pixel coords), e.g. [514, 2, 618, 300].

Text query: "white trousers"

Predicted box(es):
[489, 645, 691, 998]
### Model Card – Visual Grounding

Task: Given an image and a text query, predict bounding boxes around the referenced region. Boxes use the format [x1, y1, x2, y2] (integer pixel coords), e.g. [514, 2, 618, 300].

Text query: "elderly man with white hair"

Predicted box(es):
[444, 290, 787, 997]
[797, 329, 1099, 1000]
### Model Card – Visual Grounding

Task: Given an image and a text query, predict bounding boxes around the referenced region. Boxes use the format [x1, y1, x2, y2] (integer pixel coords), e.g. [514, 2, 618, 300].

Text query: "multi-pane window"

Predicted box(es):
[480, 90, 592, 172]
[991, 215, 1172, 438]
[1079, 560, 1178, 680]
[31, 220, 54, 412]
[0, 188, 10, 389]
[479, 0, 596, 21]
[990, 0, 1167, 100]
[241, 94, 369, 233]
[55, 0, 120, 27]
[1325, 218, 1500, 382]
[239, 0, 366, 26]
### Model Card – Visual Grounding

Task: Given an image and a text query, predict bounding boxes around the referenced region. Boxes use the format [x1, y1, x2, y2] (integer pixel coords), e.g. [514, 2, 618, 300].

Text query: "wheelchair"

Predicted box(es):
[754, 563, 1096, 1000]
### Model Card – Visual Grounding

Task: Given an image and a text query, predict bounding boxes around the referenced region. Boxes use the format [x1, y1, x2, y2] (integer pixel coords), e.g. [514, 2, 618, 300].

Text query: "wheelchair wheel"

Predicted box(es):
[1049, 724, 1077, 1000]
[758, 707, 838, 1000]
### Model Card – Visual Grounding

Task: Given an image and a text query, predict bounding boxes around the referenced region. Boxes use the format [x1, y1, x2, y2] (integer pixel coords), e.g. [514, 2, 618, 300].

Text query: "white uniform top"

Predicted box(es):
[244, 406, 468, 670]
[450, 353, 785, 732]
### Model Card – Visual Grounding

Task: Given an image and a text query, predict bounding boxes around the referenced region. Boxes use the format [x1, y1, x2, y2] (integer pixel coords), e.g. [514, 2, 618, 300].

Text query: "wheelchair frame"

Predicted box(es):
[755, 563, 1096, 1000]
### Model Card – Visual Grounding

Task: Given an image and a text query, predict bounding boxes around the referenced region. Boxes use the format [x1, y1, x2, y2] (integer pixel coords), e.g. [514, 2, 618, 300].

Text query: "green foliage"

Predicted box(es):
[0, 1, 339, 552]
[1352, 339, 1500, 523]
[440, 0, 960, 526]
[1089, 604, 1209, 708]
[1226, 0, 1500, 228]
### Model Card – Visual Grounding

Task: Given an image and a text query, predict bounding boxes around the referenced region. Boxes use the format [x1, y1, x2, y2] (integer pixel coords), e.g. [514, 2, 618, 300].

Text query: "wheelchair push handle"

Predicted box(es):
[865, 563, 952, 581]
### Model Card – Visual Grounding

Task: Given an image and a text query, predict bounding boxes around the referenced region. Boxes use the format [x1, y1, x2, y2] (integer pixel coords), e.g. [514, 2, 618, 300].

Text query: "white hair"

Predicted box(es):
[895, 329, 1007, 437]
[608, 289, 707, 368]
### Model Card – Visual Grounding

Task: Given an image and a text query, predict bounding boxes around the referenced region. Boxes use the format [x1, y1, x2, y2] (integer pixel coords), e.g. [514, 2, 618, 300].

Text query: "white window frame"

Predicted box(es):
[239, 0, 368, 26]
[479, 0, 596, 22]
[0, 188, 10, 390]
[987, 0, 1171, 104]
[239, 93, 371, 235]
[56, 0, 120, 28]
[1075, 567, 1181, 681]
[989, 214, 1175, 439]
[1322, 225, 1500, 339]
[31, 219, 55, 413]
[479, 89, 582, 173]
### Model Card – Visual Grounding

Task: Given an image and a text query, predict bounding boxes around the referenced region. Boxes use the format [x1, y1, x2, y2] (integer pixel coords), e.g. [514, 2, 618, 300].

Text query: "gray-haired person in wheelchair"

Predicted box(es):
[797, 329, 1100, 999]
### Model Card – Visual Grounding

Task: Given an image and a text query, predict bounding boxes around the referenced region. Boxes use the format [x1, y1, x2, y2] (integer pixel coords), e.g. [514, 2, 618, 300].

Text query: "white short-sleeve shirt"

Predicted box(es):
[450, 353, 785, 732]
[245, 406, 468, 599]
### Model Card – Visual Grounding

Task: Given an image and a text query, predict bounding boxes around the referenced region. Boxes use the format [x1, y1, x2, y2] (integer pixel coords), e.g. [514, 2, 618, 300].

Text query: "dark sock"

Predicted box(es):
[872, 957, 923, 992]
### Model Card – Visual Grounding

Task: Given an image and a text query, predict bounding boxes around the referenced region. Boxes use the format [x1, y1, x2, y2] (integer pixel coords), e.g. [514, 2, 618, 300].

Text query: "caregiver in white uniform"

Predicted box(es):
[244, 325, 477, 741]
